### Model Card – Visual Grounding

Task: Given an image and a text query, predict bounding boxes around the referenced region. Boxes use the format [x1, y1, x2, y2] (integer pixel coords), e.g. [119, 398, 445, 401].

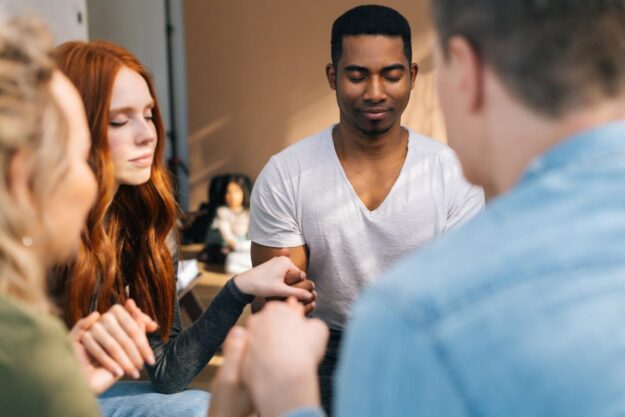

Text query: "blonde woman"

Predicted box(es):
[0, 16, 114, 416]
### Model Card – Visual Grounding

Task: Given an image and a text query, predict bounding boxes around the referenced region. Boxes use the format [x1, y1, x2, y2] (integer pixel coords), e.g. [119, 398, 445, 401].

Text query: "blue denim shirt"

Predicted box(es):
[284, 121, 625, 417]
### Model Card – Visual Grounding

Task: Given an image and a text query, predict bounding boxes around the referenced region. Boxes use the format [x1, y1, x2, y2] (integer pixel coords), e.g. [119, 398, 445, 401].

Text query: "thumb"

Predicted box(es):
[278, 248, 290, 258]
[126, 299, 159, 332]
[284, 270, 305, 285]
[220, 327, 248, 382]
[72, 311, 100, 333]
[69, 311, 100, 341]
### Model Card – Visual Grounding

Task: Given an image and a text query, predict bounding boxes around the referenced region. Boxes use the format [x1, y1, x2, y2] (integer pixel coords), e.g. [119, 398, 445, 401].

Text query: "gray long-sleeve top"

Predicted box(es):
[145, 278, 253, 393]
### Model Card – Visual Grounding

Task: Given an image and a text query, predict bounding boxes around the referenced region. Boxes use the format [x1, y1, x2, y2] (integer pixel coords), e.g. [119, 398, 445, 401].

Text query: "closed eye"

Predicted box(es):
[109, 120, 128, 127]
[144, 105, 155, 122]
[383, 69, 404, 83]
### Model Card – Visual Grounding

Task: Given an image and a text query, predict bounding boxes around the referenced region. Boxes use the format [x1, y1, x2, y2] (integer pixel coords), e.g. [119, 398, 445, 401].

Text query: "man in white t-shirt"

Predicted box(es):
[249, 5, 484, 414]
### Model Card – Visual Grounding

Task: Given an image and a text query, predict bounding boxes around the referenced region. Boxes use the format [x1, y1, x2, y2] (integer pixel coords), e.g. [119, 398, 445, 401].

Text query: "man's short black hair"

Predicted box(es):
[331, 4, 412, 67]
[433, 0, 625, 117]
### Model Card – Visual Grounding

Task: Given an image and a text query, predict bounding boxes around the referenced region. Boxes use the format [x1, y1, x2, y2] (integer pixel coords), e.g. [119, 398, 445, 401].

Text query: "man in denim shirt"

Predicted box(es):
[208, 1, 625, 417]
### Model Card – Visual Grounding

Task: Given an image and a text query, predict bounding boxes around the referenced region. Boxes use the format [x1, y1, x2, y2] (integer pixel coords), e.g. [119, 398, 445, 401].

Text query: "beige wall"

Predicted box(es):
[1, 0, 88, 43]
[184, 0, 444, 208]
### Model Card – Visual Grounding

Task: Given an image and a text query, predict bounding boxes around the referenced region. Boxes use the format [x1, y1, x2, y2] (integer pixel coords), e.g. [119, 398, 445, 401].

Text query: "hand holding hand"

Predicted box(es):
[208, 327, 254, 417]
[70, 312, 120, 394]
[72, 300, 158, 382]
[282, 271, 317, 314]
[242, 298, 328, 417]
[235, 256, 314, 302]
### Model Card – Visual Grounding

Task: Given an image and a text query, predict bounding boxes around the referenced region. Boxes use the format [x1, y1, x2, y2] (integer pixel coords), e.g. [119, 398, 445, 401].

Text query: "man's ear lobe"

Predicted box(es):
[448, 36, 484, 112]
[325, 64, 337, 90]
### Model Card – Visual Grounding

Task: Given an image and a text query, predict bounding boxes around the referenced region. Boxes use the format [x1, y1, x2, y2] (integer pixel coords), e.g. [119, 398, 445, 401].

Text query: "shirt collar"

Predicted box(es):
[521, 119, 625, 183]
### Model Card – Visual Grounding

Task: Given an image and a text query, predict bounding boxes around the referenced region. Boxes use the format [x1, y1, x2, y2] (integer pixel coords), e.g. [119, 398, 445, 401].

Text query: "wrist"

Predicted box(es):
[233, 271, 253, 295]
[227, 277, 255, 305]
[254, 367, 320, 417]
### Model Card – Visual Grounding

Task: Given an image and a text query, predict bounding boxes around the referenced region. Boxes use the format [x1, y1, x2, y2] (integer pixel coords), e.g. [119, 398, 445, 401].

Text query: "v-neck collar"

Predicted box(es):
[327, 125, 412, 215]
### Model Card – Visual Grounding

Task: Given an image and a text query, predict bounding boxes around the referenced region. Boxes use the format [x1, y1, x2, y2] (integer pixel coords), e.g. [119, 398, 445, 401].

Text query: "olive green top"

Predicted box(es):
[0, 294, 101, 417]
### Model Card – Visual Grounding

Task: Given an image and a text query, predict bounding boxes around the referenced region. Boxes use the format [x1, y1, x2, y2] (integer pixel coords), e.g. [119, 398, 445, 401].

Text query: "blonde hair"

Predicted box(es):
[0, 16, 71, 312]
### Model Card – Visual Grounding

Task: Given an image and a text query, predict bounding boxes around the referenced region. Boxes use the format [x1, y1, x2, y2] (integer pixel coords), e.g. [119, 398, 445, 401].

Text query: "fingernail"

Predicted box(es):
[133, 370, 140, 379]
[148, 354, 155, 365]
[230, 327, 244, 339]
[115, 366, 124, 377]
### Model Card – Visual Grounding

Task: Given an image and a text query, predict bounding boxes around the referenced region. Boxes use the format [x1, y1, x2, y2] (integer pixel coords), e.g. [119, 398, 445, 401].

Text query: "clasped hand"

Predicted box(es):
[69, 299, 158, 394]
[70, 254, 316, 395]
[234, 255, 317, 313]
[209, 298, 329, 417]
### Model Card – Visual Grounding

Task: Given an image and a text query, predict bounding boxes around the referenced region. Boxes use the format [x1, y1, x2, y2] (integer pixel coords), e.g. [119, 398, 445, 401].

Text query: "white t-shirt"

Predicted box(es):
[250, 125, 484, 329]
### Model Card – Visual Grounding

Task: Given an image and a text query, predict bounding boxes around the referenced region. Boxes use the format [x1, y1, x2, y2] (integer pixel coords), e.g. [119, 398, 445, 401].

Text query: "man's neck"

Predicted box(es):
[332, 121, 407, 164]
[490, 98, 625, 195]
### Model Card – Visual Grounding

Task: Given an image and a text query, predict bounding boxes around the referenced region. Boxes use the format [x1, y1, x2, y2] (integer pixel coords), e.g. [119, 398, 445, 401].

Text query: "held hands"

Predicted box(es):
[209, 298, 328, 417]
[69, 299, 158, 394]
[70, 312, 119, 394]
[234, 255, 317, 308]
[208, 328, 253, 417]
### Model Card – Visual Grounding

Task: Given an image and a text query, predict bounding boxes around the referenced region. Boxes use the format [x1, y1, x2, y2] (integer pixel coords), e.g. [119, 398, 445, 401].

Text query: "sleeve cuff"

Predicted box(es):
[225, 277, 255, 304]
[249, 236, 307, 248]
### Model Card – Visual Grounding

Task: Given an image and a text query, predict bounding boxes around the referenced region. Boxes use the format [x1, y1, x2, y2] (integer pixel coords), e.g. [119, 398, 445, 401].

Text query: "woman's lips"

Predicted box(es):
[129, 154, 153, 167]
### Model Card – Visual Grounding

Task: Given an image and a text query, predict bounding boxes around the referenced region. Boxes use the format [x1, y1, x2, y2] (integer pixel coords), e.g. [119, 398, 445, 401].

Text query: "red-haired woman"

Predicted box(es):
[49, 41, 315, 417]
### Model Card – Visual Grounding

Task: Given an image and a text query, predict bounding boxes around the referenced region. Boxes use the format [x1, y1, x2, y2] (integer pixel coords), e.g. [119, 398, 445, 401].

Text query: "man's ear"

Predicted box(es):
[410, 62, 419, 89]
[325, 63, 337, 90]
[447, 36, 484, 113]
[7, 147, 36, 213]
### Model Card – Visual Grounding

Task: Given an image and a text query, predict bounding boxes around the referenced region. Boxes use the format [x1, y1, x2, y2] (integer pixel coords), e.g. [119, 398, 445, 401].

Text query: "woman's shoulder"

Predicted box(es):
[0, 294, 66, 343]
[0, 295, 100, 416]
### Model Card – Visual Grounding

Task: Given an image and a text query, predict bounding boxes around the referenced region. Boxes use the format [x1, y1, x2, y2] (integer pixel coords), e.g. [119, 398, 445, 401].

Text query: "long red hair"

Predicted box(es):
[52, 41, 177, 339]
